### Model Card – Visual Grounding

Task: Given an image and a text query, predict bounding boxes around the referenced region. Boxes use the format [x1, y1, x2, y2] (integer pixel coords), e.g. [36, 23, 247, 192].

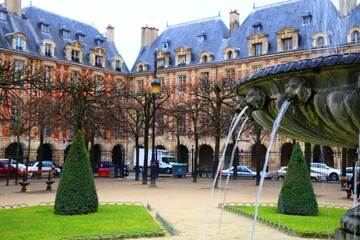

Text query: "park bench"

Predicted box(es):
[18, 169, 56, 192]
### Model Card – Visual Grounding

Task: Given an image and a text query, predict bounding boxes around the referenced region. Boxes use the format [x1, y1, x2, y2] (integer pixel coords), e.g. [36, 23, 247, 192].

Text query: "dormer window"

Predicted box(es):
[95, 56, 103, 68]
[41, 24, 50, 32]
[78, 35, 85, 42]
[139, 65, 144, 72]
[95, 36, 105, 47]
[45, 43, 52, 56]
[162, 38, 170, 49]
[0, 11, 6, 21]
[302, 12, 312, 24]
[317, 37, 325, 47]
[351, 30, 360, 43]
[311, 32, 329, 48]
[178, 55, 186, 65]
[227, 51, 233, 59]
[202, 55, 208, 63]
[72, 50, 80, 62]
[40, 39, 56, 57]
[16, 36, 23, 51]
[76, 31, 86, 42]
[175, 46, 192, 66]
[253, 43, 263, 56]
[276, 27, 299, 52]
[62, 30, 70, 38]
[115, 59, 122, 71]
[247, 33, 269, 56]
[197, 31, 206, 43]
[253, 22, 262, 33]
[223, 47, 238, 60]
[96, 39, 103, 47]
[89, 47, 106, 68]
[158, 58, 165, 68]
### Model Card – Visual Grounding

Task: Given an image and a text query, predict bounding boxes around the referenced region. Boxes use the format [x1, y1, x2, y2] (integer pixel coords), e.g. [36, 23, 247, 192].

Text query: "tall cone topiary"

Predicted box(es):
[277, 143, 318, 216]
[54, 130, 98, 215]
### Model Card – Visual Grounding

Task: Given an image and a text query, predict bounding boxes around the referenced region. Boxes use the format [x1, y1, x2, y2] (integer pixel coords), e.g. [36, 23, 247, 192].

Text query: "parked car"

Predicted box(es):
[276, 166, 328, 182]
[0, 161, 22, 177]
[26, 161, 61, 177]
[310, 163, 341, 181]
[345, 166, 360, 179]
[221, 165, 272, 179]
[96, 161, 129, 177]
[0, 158, 26, 170]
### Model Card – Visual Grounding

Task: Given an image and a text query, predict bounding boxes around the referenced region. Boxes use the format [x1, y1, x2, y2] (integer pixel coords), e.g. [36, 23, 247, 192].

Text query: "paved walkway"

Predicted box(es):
[0, 176, 355, 240]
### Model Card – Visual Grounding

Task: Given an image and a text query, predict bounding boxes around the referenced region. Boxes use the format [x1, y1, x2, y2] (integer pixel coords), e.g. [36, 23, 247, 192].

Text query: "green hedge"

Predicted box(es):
[277, 143, 318, 216]
[54, 130, 98, 215]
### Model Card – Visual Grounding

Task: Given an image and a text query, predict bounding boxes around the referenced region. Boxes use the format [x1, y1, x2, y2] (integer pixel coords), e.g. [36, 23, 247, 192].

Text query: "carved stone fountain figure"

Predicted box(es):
[235, 52, 360, 239]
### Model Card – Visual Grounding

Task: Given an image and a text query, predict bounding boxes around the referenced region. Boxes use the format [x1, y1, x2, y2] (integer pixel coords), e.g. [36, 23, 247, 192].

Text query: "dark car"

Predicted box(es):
[96, 161, 129, 177]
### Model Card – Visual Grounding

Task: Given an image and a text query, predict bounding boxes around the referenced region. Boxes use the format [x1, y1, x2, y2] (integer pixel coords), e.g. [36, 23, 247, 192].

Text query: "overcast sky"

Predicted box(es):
[18, 0, 341, 68]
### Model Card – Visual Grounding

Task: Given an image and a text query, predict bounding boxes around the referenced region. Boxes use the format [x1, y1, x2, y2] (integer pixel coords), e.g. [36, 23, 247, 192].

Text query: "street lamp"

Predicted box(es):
[150, 50, 161, 187]
[191, 145, 194, 178]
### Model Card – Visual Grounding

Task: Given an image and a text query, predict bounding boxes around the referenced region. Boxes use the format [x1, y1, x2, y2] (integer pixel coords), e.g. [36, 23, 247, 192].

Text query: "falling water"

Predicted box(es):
[250, 100, 291, 240]
[202, 106, 248, 240]
[217, 116, 249, 238]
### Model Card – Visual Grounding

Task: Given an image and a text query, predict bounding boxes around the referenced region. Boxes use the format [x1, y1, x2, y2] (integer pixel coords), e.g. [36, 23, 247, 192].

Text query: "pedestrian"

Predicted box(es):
[347, 172, 360, 200]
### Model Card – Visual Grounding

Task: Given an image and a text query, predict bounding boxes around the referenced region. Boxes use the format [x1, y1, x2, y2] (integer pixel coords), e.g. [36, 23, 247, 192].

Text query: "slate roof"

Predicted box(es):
[131, 16, 229, 72]
[133, 0, 358, 73]
[0, 5, 129, 73]
[228, 0, 341, 58]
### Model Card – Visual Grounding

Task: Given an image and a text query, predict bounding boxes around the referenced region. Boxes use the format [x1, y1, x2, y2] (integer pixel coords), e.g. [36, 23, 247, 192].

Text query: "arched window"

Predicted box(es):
[352, 30, 360, 43]
[203, 55, 208, 63]
[139, 65, 143, 72]
[227, 51, 233, 60]
[317, 36, 325, 48]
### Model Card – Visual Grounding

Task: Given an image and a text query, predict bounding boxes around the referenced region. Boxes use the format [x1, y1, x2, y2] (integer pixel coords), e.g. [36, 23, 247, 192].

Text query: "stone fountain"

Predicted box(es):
[235, 52, 360, 239]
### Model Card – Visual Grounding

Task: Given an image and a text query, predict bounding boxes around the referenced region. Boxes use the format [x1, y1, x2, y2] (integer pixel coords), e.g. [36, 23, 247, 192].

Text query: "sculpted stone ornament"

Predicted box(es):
[235, 53, 360, 239]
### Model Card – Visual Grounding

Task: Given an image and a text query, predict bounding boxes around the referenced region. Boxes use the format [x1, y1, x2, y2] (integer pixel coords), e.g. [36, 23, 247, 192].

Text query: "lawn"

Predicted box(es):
[233, 205, 348, 236]
[0, 204, 164, 240]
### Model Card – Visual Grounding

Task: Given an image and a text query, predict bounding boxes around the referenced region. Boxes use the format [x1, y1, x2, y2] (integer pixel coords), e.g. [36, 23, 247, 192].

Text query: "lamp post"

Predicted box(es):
[191, 145, 194, 178]
[150, 49, 161, 187]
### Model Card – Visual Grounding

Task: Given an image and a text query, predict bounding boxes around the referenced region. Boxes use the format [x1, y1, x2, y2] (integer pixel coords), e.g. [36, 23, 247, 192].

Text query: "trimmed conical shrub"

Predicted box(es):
[277, 143, 318, 216]
[54, 130, 98, 215]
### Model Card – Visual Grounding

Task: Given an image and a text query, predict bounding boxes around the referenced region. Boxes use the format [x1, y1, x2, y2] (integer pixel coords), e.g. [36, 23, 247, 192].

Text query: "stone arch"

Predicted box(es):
[112, 144, 123, 166]
[90, 144, 102, 165]
[280, 142, 293, 166]
[177, 145, 189, 171]
[313, 145, 334, 167]
[224, 144, 239, 169]
[37, 143, 54, 161]
[5, 142, 25, 163]
[199, 144, 214, 174]
[250, 144, 267, 171]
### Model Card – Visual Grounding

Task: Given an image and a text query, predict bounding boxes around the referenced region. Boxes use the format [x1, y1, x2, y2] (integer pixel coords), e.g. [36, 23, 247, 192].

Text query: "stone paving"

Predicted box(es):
[0, 175, 356, 239]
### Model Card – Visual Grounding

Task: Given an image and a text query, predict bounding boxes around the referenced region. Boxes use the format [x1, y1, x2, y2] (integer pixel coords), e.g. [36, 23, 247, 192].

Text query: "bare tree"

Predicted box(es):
[190, 76, 238, 187]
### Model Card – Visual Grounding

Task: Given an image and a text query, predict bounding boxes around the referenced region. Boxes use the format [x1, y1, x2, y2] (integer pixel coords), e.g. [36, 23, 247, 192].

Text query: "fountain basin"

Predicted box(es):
[235, 53, 360, 148]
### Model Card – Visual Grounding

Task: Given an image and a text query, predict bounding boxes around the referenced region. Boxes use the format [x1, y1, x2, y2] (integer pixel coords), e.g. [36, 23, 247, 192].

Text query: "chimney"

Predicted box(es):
[141, 26, 158, 47]
[106, 24, 114, 42]
[229, 10, 239, 36]
[4, 0, 22, 17]
[339, 0, 357, 17]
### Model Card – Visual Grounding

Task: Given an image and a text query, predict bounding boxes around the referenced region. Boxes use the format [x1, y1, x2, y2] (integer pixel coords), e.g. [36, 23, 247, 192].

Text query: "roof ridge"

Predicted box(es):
[167, 16, 220, 29]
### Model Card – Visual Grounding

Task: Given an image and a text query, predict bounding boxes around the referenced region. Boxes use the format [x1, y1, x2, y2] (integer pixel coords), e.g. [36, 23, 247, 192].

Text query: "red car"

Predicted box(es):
[0, 161, 22, 177]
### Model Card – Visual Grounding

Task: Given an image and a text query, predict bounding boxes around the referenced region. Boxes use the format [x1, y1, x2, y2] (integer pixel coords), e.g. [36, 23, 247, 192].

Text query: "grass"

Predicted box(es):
[0, 204, 164, 240]
[233, 205, 347, 235]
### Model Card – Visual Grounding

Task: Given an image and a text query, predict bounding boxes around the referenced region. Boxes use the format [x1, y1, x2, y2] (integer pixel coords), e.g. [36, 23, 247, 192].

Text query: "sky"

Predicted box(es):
[16, 0, 341, 68]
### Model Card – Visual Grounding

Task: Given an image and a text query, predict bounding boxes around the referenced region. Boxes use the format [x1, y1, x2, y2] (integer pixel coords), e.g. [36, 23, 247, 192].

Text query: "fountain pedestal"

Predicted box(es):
[335, 228, 360, 240]
[235, 53, 360, 240]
